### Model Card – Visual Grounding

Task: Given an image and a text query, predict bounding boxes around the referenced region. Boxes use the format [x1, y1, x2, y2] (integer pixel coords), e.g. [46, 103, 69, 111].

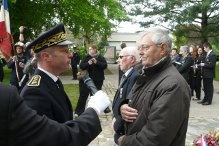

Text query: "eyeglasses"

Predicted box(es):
[118, 55, 132, 59]
[138, 43, 162, 51]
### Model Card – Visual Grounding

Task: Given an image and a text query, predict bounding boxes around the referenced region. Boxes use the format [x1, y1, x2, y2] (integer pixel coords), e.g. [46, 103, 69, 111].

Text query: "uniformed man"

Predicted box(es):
[7, 42, 28, 92]
[20, 23, 78, 123]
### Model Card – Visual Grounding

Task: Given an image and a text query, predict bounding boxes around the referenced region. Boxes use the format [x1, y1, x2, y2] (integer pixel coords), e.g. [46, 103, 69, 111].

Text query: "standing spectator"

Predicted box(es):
[189, 45, 198, 96]
[74, 44, 107, 116]
[170, 47, 180, 65]
[118, 42, 127, 85]
[23, 48, 37, 80]
[197, 42, 217, 105]
[71, 46, 80, 80]
[112, 47, 140, 144]
[0, 55, 5, 82]
[117, 28, 191, 146]
[0, 54, 6, 82]
[7, 42, 28, 92]
[21, 23, 73, 123]
[191, 45, 206, 100]
[175, 45, 194, 83]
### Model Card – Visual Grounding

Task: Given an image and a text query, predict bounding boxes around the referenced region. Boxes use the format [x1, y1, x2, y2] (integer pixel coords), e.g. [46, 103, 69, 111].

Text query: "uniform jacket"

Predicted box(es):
[20, 69, 73, 123]
[80, 53, 107, 81]
[112, 68, 138, 134]
[121, 57, 191, 146]
[202, 51, 217, 78]
[0, 83, 101, 146]
[176, 55, 194, 82]
[7, 55, 28, 86]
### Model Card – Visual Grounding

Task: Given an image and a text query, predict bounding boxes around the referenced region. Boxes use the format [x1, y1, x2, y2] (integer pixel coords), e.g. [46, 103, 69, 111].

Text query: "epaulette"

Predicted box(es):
[27, 75, 41, 87]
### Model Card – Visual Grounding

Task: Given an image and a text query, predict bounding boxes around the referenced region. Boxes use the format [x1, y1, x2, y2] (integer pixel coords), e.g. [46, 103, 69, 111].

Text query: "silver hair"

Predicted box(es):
[180, 45, 189, 53]
[142, 27, 172, 52]
[122, 47, 140, 62]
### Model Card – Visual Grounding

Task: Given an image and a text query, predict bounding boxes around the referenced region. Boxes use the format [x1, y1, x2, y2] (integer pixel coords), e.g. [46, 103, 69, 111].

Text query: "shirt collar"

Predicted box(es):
[124, 67, 133, 77]
[38, 67, 58, 82]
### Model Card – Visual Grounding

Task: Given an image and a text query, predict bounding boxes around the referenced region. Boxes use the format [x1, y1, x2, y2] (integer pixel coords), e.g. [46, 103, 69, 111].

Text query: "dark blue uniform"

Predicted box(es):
[7, 55, 28, 91]
[20, 69, 73, 123]
[0, 83, 102, 146]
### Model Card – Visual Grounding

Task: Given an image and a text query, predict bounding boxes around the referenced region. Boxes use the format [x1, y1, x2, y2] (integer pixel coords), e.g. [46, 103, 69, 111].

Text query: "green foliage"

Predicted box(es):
[64, 84, 79, 110]
[8, 0, 128, 45]
[120, 0, 219, 45]
[3, 66, 10, 84]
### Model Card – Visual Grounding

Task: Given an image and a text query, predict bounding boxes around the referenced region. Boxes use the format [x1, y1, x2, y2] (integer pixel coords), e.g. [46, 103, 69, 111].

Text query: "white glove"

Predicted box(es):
[87, 90, 110, 115]
[200, 63, 205, 66]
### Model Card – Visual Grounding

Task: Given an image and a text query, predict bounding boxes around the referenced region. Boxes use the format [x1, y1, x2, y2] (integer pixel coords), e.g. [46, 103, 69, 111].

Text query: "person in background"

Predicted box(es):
[189, 45, 198, 96]
[191, 45, 206, 100]
[0, 54, 6, 82]
[7, 42, 28, 92]
[112, 47, 140, 144]
[0, 82, 110, 146]
[170, 47, 180, 65]
[71, 45, 80, 80]
[118, 42, 127, 85]
[21, 23, 74, 123]
[23, 48, 37, 80]
[197, 42, 217, 105]
[74, 44, 108, 117]
[175, 45, 194, 83]
[117, 28, 191, 146]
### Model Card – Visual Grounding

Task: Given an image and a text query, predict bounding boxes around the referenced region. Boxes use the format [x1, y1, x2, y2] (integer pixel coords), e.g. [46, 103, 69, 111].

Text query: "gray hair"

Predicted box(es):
[180, 45, 189, 53]
[122, 47, 140, 62]
[142, 28, 172, 52]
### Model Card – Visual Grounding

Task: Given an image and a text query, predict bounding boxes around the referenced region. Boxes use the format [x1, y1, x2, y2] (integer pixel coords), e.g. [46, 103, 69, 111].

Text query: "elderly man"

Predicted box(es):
[112, 47, 140, 144]
[118, 28, 191, 146]
[175, 45, 194, 83]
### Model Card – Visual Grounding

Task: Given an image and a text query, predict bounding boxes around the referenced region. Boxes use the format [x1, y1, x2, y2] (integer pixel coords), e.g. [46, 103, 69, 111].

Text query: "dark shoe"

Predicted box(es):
[202, 102, 211, 105]
[197, 100, 205, 104]
[104, 107, 111, 113]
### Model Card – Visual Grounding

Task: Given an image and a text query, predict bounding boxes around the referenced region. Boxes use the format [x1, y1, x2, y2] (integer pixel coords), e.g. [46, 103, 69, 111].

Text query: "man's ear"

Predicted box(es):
[160, 43, 168, 55]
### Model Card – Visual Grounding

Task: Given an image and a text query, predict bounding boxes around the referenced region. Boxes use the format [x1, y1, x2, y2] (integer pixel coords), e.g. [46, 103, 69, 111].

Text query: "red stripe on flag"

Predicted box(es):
[0, 1, 12, 60]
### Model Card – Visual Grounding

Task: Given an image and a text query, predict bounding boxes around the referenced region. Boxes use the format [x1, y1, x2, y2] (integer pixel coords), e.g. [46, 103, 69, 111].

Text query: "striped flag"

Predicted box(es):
[201, 135, 208, 146]
[0, 0, 12, 60]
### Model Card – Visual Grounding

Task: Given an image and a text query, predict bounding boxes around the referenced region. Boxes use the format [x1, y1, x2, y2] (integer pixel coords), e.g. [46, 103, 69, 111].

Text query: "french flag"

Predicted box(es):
[201, 135, 208, 146]
[0, 0, 12, 60]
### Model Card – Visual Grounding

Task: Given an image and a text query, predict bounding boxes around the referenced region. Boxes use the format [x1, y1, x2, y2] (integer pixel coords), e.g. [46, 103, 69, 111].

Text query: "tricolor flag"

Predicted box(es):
[0, 0, 12, 60]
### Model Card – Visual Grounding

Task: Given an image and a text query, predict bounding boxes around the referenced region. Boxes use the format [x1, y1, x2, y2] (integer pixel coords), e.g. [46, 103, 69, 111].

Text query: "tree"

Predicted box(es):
[8, 0, 128, 45]
[120, 0, 219, 43]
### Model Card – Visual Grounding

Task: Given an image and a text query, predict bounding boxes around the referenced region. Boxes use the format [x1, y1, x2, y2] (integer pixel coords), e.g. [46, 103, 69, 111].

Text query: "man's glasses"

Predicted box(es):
[138, 43, 162, 51]
[118, 55, 132, 59]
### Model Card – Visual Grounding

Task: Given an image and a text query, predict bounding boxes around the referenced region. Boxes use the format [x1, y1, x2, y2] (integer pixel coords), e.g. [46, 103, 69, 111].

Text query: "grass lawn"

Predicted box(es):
[63, 84, 79, 110]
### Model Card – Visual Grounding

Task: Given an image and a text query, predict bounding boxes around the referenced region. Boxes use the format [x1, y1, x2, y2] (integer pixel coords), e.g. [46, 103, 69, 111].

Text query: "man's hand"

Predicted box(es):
[87, 90, 110, 115]
[19, 26, 24, 33]
[120, 104, 138, 122]
[118, 135, 125, 146]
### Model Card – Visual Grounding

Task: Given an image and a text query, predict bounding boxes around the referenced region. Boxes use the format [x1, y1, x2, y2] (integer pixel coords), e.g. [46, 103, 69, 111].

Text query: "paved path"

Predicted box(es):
[60, 64, 219, 146]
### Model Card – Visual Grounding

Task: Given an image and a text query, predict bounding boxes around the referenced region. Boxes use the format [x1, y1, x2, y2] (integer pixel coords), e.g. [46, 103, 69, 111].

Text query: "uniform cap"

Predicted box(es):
[27, 23, 73, 53]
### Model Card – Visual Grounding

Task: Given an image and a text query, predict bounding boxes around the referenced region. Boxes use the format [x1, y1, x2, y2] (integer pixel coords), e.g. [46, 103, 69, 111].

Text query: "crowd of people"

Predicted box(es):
[171, 43, 217, 105]
[0, 23, 218, 146]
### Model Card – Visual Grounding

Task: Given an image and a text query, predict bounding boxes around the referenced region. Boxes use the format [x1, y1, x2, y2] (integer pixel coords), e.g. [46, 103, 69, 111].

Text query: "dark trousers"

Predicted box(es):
[75, 80, 103, 115]
[203, 78, 214, 103]
[71, 66, 78, 79]
[191, 76, 202, 99]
